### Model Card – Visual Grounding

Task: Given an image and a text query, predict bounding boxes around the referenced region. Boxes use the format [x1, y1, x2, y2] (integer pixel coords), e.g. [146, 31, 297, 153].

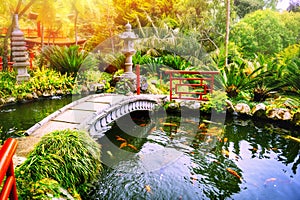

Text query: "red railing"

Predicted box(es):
[0, 138, 18, 200]
[165, 70, 219, 101]
[0, 57, 14, 71]
[0, 53, 34, 71]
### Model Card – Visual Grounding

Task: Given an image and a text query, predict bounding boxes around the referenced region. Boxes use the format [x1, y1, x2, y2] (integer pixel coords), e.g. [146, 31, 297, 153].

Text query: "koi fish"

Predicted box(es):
[162, 122, 178, 127]
[145, 185, 152, 193]
[116, 136, 127, 142]
[127, 144, 138, 151]
[119, 142, 127, 149]
[221, 149, 230, 157]
[264, 177, 276, 184]
[198, 123, 207, 130]
[284, 135, 300, 143]
[226, 168, 241, 180]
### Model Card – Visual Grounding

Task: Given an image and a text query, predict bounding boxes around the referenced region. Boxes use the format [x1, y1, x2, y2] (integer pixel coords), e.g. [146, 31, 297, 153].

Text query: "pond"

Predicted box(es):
[0, 98, 299, 199]
[0, 96, 75, 143]
[87, 111, 300, 200]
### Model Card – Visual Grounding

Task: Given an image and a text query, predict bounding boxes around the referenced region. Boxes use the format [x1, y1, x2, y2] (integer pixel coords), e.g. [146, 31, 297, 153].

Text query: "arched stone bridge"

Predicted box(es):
[25, 94, 167, 138]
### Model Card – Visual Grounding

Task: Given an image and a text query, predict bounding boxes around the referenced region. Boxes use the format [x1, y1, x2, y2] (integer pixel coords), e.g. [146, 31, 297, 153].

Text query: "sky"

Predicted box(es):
[276, 0, 290, 10]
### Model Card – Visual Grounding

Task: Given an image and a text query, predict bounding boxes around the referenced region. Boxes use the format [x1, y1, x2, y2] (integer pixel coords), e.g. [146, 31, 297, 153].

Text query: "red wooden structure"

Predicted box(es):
[165, 70, 219, 101]
[136, 65, 140, 95]
[0, 57, 14, 71]
[0, 138, 18, 200]
[0, 54, 34, 71]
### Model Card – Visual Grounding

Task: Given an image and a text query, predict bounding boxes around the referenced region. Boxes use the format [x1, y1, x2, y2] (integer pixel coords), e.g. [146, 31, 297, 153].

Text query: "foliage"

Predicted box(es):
[200, 90, 228, 113]
[74, 70, 113, 94]
[214, 53, 251, 98]
[282, 56, 300, 95]
[42, 45, 97, 75]
[234, 0, 264, 18]
[29, 67, 75, 95]
[15, 129, 102, 199]
[230, 9, 300, 58]
[0, 71, 17, 98]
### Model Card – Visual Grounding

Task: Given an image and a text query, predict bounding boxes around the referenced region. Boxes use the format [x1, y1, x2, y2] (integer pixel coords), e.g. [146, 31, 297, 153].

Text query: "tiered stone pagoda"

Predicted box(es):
[11, 14, 30, 82]
[119, 22, 138, 79]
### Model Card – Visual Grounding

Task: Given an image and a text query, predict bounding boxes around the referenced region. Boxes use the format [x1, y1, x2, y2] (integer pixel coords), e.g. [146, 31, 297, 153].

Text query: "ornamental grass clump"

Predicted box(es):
[15, 129, 102, 199]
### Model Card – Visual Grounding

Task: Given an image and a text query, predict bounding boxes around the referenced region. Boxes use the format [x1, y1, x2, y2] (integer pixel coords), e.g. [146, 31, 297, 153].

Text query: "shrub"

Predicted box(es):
[42, 45, 97, 75]
[15, 129, 102, 199]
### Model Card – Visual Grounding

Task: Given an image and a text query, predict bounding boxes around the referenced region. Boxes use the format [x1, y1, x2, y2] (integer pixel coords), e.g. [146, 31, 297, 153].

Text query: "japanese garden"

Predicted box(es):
[0, 0, 300, 199]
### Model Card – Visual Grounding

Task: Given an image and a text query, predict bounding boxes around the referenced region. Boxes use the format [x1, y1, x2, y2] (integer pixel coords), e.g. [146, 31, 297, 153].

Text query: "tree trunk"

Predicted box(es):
[225, 0, 231, 67]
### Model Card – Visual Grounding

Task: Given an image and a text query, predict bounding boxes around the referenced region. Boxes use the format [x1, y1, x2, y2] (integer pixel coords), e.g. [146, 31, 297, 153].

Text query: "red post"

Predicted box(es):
[29, 51, 34, 70]
[0, 138, 18, 200]
[0, 56, 2, 71]
[136, 65, 140, 95]
[169, 73, 173, 101]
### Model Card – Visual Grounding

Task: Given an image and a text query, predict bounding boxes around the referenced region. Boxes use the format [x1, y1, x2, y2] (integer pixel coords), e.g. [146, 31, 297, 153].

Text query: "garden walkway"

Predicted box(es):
[15, 94, 167, 157]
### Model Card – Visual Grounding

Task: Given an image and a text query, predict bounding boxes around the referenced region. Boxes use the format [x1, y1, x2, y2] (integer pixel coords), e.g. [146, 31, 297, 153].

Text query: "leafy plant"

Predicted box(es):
[200, 90, 228, 113]
[15, 129, 102, 199]
[42, 45, 96, 75]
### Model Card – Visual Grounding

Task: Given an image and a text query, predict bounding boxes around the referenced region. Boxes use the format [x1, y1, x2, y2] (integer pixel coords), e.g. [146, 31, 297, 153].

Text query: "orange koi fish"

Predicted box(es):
[226, 168, 241, 180]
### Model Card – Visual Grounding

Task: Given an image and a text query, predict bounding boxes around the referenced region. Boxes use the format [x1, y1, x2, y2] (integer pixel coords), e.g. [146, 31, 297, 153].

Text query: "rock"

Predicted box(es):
[42, 91, 51, 97]
[267, 108, 292, 120]
[26, 93, 34, 100]
[292, 112, 300, 126]
[225, 99, 235, 113]
[235, 103, 251, 115]
[80, 85, 89, 95]
[56, 89, 63, 95]
[251, 103, 266, 118]
[168, 102, 180, 110]
[6, 97, 16, 104]
[179, 100, 201, 110]
[0, 98, 6, 105]
[36, 90, 43, 97]
[32, 92, 38, 99]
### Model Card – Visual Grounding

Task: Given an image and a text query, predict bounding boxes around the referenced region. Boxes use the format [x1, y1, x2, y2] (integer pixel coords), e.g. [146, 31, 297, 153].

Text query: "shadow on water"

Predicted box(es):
[87, 111, 300, 200]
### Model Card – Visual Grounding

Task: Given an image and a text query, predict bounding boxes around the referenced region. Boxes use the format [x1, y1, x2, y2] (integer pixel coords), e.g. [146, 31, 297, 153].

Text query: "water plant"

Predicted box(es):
[15, 129, 102, 199]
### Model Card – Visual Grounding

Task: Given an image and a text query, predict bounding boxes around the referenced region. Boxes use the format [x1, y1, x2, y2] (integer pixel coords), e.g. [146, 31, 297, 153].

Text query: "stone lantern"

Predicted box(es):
[11, 14, 30, 82]
[119, 22, 138, 79]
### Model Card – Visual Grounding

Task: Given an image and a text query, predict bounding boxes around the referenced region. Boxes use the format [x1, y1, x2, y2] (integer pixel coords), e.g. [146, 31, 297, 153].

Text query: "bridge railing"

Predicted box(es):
[0, 138, 18, 200]
[165, 70, 219, 101]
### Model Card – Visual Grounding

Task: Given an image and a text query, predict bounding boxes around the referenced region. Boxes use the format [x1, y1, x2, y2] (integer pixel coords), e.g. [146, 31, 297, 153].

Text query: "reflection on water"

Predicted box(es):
[0, 96, 74, 142]
[88, 112, 300, 200]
